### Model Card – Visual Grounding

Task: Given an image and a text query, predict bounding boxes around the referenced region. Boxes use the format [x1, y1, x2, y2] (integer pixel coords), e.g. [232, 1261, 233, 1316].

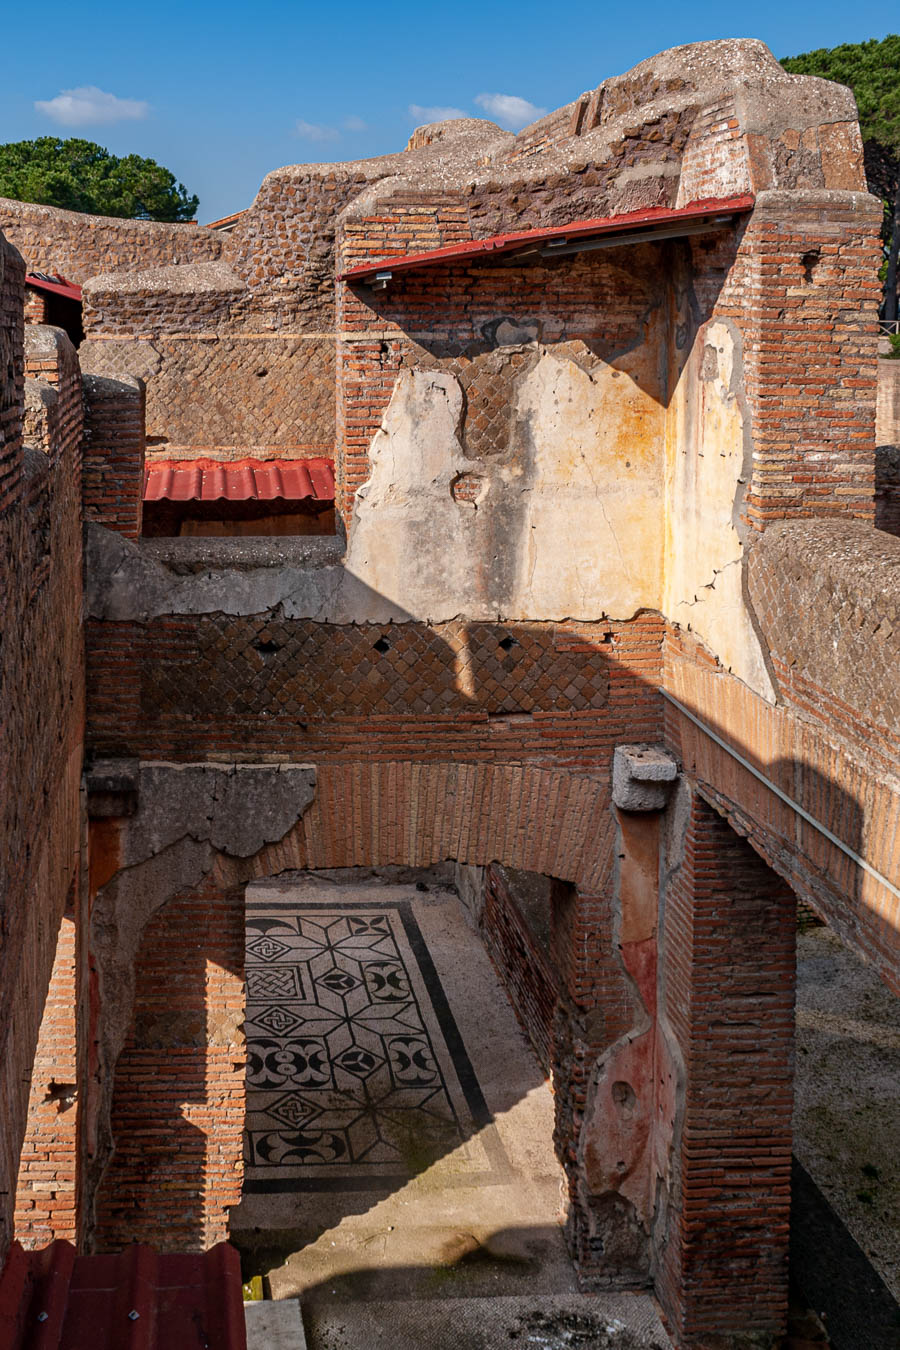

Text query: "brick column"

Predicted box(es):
[655, 789, 795, 1347]
[81, 373, 145, 538]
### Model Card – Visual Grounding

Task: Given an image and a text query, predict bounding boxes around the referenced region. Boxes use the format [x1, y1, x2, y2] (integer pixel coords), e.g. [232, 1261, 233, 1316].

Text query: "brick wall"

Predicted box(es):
[24, 287, 47, 324]
[655, 790, 795, 1346]
[664, 629, 900, 998]
[85, 614, 664, 765]
[80, 334, 334, 461]
[24, 325, 83, 468]
[94, 876, 244, 1251]
[480, 864, 559, 1074]
[676, 98, 750, 204]
[0, 229, 85, 1255]
[0, 234, 24, 512]
[0, 198, 223, 284]
[14, 903, 78, 1246]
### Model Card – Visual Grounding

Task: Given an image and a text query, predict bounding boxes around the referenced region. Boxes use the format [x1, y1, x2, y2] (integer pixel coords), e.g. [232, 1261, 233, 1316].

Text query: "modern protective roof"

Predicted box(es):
[0, 1239, 246, 1350]
[338, 194, 755, 283]
[25, 273, 83, 302]
[143, 456, 335, 503]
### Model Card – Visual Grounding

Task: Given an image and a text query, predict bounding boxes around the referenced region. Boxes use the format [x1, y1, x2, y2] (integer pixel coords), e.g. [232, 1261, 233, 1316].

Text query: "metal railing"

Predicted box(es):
[880, 318, 900, 335]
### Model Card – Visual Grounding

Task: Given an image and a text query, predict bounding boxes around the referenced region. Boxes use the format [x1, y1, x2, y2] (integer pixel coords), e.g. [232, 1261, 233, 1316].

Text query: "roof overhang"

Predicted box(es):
[25, 273, 82, 302]
[339, 194, 755, 287]
[143, 457, 335, 504]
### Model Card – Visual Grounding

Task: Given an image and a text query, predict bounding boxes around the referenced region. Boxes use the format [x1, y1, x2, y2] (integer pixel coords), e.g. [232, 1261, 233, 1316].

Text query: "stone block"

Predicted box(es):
[612, 744, 678, 811]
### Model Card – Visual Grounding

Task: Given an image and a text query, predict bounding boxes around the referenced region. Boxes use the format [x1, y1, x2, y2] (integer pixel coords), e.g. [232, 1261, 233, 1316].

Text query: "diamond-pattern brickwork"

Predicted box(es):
[81, 336, 334, 455]
[142, 619, 609, 722]
[458, 351, 538, 460]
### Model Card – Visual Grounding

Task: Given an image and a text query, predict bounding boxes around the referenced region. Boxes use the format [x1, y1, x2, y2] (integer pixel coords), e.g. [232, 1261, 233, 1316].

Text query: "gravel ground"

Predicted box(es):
[794, 925, 900, 1301]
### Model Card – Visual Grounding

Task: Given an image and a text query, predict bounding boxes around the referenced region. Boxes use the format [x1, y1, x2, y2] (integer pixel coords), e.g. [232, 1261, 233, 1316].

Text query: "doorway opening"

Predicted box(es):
[230, 864, 575, 1309]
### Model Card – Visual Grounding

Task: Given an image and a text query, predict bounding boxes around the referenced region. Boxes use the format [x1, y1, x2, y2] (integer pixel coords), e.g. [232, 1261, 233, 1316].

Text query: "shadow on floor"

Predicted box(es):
[791, 1157, 900, 1350]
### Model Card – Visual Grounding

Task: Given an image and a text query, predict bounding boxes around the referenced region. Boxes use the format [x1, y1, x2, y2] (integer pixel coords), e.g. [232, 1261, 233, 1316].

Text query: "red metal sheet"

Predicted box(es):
[0, 1239, 247, 1350]
[143, 457, 335, 504]
[338, 194, 755, 281]
[25, 274, 83, 302]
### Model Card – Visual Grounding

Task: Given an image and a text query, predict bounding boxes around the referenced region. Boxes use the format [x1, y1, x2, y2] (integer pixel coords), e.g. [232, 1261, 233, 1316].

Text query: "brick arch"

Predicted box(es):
[92, 761, 622, 1252]
[244, 762, 617, 891]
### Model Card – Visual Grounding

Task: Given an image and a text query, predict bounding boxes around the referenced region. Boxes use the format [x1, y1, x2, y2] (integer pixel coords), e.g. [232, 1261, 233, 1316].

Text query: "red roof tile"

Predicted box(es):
[338, 194, 755, 281]
[143, 457, 335, 504]
[0, 1240, 246, 1350]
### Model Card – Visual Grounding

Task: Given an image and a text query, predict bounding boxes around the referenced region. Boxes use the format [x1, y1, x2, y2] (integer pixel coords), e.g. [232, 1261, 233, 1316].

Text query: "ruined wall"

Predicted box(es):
[749, 519, 899, 754]
[337, 241, 670, 619]
[738, 192, 880, 527]
[62, 39, 869, 473]
[82, 373, 145, 538]
[0, 234, 85, 1255]
[0, 198, 223, 284]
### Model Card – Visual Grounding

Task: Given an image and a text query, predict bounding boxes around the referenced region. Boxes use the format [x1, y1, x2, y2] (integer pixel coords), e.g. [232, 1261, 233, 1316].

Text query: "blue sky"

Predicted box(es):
[1, 2, 894, 222]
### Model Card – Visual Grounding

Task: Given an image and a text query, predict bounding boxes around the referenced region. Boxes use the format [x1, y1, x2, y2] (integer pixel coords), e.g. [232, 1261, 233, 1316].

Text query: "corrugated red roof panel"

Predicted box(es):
[25, 274, 83, 302]
[338, 194, 755, 281]
[0, 1240, 246, 1350]
[143, 457, 335, 504]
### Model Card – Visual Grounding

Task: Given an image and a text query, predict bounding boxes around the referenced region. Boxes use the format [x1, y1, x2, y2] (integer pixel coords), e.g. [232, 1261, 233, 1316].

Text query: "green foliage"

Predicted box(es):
[884, 332, 900, 359]
[781, 37, 900, 318]
[780, 35, 900, 151]
[0, 138, 198, 222]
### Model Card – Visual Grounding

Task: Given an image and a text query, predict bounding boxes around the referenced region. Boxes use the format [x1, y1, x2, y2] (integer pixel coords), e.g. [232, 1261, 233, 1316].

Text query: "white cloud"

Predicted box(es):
[474, 93, 547, 131]
[343, 115, 368, 133]
[34, 85, 149, 127]
[408, 103, 467, 124]
[294, 119, 340, 142]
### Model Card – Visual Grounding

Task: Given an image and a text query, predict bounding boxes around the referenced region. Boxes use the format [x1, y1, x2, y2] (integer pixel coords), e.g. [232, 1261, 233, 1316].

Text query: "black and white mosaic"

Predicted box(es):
[243, 898, 509, 1193]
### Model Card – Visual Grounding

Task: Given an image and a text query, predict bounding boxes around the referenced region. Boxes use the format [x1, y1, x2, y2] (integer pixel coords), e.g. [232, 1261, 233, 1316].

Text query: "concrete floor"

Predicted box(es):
[231, 875, 671, 1347]
[794, 925, 900, 1301]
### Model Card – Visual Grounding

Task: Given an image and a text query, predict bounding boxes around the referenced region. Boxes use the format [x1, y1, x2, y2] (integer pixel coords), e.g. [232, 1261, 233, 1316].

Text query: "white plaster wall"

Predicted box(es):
[663, 320, 775, 700]
[342, 316, 775, 701]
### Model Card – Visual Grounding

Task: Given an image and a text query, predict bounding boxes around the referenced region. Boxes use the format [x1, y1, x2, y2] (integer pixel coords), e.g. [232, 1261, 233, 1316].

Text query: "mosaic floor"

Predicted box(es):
[243, 892, 510, 1194]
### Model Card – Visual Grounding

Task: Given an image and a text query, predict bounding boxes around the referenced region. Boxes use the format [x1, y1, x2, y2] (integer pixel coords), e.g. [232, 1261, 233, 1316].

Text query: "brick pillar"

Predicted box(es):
[655, 789, 795, 1348]
[14, 898, 79, 1246]
[741, 190, 882, 529]
[81, 372, 145, 538]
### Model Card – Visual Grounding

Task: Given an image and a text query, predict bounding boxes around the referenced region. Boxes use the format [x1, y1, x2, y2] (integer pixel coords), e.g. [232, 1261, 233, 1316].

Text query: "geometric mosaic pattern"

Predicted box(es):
[243, 899, 509, 1193]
